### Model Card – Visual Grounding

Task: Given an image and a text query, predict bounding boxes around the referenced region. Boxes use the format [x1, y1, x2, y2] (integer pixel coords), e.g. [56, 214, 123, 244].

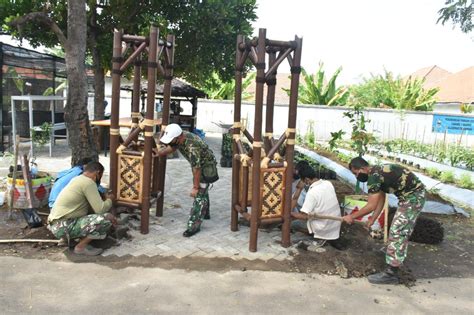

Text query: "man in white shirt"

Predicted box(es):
[291, 164, 342, 247]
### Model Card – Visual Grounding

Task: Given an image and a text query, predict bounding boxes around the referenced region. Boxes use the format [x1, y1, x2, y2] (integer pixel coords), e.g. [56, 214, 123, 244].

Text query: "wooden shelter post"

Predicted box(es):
[231, 34, 244, 232]
[281, 36, 303, 247]
[249, 28, 267, 252]
[109, 30, 123, 204]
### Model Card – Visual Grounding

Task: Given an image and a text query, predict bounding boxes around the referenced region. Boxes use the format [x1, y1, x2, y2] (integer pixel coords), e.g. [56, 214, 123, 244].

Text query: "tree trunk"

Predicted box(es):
[64, 0, 98, 165]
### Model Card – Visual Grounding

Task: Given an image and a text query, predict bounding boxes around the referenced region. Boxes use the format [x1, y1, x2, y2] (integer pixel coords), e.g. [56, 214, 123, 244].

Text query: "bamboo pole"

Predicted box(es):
[155, 34, 175, 217]
[281, 35, 302, 248]
[131, 54, 142, 142]
[8, 136, 20, 220]
[140, 25, 159, 234]
[109, 30, 123, 207]
[264, 51, 277, 153]
[249, 29, 266, 252]
[231, 34, 244, 232]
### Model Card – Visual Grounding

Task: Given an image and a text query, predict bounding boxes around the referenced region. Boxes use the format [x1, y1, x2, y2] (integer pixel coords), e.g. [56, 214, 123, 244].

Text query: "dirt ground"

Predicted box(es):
[0, 178, 472, 287]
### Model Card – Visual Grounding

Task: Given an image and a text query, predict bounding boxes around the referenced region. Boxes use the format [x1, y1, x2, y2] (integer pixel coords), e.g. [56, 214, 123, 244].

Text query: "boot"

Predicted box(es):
[368, 266, 400, 284]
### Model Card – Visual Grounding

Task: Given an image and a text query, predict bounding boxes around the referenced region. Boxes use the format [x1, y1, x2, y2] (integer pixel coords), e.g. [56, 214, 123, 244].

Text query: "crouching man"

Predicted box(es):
[290, 165, 341, 248]
[47, 162, 116, 256]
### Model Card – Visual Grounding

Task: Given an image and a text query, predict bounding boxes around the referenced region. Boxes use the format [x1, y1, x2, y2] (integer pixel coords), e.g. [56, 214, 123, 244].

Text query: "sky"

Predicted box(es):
[253, 0, 474, 84]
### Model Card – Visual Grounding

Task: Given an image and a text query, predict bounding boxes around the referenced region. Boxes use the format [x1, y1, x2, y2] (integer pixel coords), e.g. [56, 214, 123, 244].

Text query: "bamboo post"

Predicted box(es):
[109, 30, 123, 206]
[264, 51, 277, 153]
[140, 26, 159, 234]
[281, 35, 302, 248]
[155, 34, 174, 217]
[131, 54, 142, 142]
[249, 29, 266, 252]
[8, 136, 20, 220]
[231, 34, 244, 232]
[383, 195, 389, 244]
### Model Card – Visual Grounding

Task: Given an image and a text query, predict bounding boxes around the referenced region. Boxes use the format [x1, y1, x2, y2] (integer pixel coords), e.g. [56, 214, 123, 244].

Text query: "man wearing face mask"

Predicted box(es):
[342, 157, 425, 284]
[290, 164, 341, 247]
[156, 124, 219, 237]
[291, 160, 310, 212]
[47, 162, 116, 256]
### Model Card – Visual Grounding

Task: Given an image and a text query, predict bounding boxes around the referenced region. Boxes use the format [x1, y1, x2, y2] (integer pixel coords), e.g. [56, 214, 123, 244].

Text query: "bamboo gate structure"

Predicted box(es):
[231, 29, 303, 252]
[109, 26, 175, 234]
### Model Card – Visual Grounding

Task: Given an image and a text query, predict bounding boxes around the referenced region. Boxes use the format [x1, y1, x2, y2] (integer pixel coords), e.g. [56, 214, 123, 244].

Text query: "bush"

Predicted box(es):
[426, 167, 440, 179]
[456, 173, 474, 189]
[439, 170, 455, 183]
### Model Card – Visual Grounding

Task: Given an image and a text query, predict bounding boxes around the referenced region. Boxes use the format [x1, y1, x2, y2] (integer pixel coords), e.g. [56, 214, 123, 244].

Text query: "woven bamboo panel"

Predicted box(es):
[117, 153, 144, 205]
[260, 167, 286, 219]
[239, 163, 253, 206]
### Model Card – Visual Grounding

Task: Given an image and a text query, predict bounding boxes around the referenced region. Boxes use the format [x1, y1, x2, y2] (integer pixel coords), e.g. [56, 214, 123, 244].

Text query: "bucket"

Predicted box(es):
[344, 195, 385, 230]
[6, 171, 52, 209]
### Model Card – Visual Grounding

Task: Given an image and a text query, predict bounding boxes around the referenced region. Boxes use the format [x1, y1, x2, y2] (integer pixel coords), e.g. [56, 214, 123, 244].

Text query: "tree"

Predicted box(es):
[437, 0, 473, 33]
[284, 62, 349, 105]
[2, 0, 256, 117]
[203, 72, 255, 100]
[348, 71, 439, 111]
[6, 0, 96, 164]
[2, 0, 257, 162]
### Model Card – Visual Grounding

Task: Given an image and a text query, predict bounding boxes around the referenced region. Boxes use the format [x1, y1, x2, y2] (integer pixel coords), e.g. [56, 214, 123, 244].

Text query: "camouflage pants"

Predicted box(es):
[48, 214, 112, 241]
[187, 184, 210, 233]
[386, 190, 425, 267]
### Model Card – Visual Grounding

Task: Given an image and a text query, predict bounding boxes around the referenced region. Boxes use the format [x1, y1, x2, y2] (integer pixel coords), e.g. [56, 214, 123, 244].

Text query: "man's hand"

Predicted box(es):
[296, 180, 305, 190]
[190, 187, 199, 198]
[105, 192, 115, 200]
[342, 214, 354, 224]
[105, 213, 118, 226]
[364, 218, 375, 231]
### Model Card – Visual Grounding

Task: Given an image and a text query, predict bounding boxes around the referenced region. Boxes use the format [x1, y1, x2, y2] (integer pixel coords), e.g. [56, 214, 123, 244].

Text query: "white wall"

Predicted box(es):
[196, 100, 474, 146]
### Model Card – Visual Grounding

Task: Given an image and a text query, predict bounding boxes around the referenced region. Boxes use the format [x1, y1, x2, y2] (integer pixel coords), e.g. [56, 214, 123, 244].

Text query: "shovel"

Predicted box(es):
[20, 154, 42, 228]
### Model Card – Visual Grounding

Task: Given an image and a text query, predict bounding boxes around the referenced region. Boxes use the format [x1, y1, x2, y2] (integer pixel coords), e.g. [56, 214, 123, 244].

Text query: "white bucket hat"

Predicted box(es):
[160, 123, 183, 144]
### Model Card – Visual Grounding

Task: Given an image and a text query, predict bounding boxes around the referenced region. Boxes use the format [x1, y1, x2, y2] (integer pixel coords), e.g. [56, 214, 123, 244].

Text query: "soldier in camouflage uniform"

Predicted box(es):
[47, 162, 116, 256]
[158, 124, 218, 237]
[220, 132, 233, 167]
[343, 157, 425, 284]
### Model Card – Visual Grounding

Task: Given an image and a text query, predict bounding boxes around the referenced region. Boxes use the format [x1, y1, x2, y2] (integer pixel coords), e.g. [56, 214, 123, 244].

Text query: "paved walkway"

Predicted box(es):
[14, 133, 303, 261]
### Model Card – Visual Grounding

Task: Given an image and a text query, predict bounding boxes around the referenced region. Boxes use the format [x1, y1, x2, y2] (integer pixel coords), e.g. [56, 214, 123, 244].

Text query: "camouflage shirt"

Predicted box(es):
[368, 164, 425, 200]
[178, 131, 216, 169]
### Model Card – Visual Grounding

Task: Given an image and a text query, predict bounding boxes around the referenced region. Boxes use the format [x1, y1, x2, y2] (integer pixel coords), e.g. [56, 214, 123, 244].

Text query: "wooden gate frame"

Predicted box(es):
[230, 28, 303, 252]
[109, 25, 175, 234]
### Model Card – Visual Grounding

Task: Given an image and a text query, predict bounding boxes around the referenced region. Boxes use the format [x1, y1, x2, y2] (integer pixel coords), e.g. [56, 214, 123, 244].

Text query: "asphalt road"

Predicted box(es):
[1, 256, 472, 314]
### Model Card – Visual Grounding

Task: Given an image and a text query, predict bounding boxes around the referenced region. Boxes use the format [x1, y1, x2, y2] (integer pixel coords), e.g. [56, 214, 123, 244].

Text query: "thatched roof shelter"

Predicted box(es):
[121, 78, 206, 99]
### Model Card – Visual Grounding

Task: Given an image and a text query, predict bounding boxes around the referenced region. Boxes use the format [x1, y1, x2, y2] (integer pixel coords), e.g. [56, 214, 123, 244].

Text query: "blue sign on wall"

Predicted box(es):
[432, 114, 474, 135]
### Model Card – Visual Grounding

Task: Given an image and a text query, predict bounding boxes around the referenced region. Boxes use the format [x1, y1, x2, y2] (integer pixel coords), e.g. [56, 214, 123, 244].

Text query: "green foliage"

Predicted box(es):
[284, 63, 349, 105]
[456, 173, 474, 189]
[383, 138, 474, 170]
[203, 72, 255, 100]
[437, 0, 472, 33]
[343, 104, 375, 156]
[1, 0, 257, 86]
[348, 70, 439, 111]
[426, 167, 441, 179]
[439, 170, 456, 183]
[328, 130, 345, 152]
[460, 103, 473, 113]
[31, 122, 52, 147]
[304, 120, 315, 147]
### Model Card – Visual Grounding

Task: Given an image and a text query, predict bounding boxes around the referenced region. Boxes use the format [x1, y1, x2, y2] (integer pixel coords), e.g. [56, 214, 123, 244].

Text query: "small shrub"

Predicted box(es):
[426, 167, 440, 179]
[456, 173, 474, 189]
[439, 170, 455, 183]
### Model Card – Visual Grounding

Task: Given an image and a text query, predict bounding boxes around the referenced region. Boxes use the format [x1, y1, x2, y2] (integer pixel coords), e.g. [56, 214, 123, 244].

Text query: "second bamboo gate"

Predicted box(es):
[231, 29, 303, 252]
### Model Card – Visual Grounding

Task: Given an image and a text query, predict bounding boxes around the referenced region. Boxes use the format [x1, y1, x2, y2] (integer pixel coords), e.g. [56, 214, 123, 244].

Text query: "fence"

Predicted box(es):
[196, 100, 474, 147]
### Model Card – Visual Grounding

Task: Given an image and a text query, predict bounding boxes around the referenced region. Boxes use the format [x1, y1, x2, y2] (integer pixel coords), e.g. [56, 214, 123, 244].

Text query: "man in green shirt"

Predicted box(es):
[157, 124, 218, 237]
[48, 162, 116, 256]
[343, 157, 425, 284]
